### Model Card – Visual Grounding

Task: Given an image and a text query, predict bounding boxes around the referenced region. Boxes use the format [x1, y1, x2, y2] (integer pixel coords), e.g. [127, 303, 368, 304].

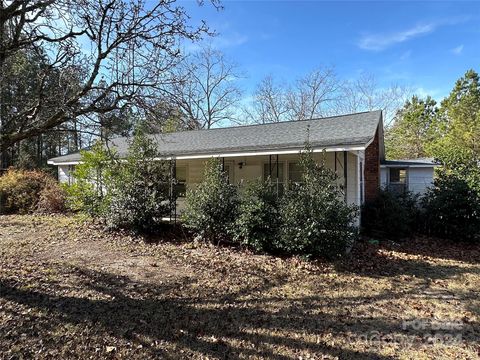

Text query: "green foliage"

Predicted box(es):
[64, 131, 173, 233]
[276, 146, 358, 259]
[382, 70, 480, 242]
[361, 189, 420, 240]
[421, 172, 480, 242]
[385, 69, 480, 193]
[106, 131, 172, 233]
[63, 142, 117, 216]
[182, 158, 239, 242]
[385, 95, 437, 159]
[0, 168, 64, 214]
[234, 178, 281, 252]
[428, 69, 480, 192]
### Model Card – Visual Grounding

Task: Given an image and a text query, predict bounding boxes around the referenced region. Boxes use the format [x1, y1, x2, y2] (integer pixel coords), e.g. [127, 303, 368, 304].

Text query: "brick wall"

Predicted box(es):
[364, 127, 380, 202]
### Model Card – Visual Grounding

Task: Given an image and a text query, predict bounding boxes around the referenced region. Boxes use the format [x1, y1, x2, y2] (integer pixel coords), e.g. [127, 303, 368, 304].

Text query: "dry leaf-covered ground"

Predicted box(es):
[0, 215, 479, 359]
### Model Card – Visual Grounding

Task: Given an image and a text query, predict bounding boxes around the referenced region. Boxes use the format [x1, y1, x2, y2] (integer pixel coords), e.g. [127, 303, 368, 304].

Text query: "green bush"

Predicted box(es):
[63, 132, 174, 232]
[361, 189, 419, 240]
[182, 158, 238, 242]
[63, 142, 117, 216]
[105, 132, 172, 233]
[421, 172, 480, 242]
[234, 178, 280, 252]
[277, 147, 358, 259]
[0, 168, 63, 214]
[63, 182, 102, 216]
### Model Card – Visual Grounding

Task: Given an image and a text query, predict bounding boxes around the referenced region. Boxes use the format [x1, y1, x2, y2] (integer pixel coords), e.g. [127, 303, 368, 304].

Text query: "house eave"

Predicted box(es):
[166, 144, 366, 160]
[380, 164, 439, 168]
[47, 160, 80, 166]
[47, 144, 367, 165]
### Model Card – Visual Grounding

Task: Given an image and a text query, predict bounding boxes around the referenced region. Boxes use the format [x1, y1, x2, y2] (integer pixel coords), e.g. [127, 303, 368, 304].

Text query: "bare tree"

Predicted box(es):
[335, 72, 411, 124]
[286, 67, 339, 120]
[246, 75, 290, 124]
[0, 0, 219, 152]
[169, 46, 242, 129]
[245, 70, 410, 125]
[245, 68, 339, 124]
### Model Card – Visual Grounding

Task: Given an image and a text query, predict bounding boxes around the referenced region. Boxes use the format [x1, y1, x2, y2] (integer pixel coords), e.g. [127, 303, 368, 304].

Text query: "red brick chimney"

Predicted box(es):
[364, 126, 380, 202]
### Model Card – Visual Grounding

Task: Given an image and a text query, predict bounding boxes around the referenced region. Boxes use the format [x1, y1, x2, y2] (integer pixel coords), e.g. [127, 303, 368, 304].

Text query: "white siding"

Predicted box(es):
[408, 167, 434, 195]
[381, 166, 434, 195]
[58, 165, 72, 184]
[380, 167, 388, 188]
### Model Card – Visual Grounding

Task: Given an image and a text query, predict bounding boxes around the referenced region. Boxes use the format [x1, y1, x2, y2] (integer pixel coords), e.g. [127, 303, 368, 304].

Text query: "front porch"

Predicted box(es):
[172, 150, 365, 217]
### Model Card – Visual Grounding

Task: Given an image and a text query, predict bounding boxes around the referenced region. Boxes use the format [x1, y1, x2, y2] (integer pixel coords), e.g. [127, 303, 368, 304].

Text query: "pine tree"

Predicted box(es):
[429, 69, 480, 191]
[385, 95, 437, 159]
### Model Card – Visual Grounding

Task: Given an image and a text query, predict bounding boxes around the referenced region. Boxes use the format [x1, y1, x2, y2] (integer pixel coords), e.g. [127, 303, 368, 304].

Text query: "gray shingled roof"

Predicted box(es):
[48, 110, 382, 164]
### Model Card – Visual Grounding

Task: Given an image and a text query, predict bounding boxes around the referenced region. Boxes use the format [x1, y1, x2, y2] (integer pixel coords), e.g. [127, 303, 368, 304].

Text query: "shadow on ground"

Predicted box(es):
[0, 264, 404, 360]
[334, 239, 480, 281]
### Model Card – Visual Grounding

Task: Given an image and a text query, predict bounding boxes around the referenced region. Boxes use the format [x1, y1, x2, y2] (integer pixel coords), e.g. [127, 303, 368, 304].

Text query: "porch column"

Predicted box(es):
[357, 152, 364, 206]
[276, 154, 279, 196]
[269, 155, 272, 177]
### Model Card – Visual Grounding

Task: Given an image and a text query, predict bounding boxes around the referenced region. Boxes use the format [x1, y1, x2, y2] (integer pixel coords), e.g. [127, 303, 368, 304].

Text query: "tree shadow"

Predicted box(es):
[393, 236, 480, 265]
[0, 265, 403, 359]
[334, 241, 480, 281]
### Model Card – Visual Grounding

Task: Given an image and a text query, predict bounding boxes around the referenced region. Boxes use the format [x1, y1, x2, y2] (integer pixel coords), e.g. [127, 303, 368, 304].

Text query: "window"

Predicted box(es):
[263, 162, 284, 194]
[288, 162, 302, 188]
[389, 168, 407, 184]
[389, 168, 407, 194]
[175, 166, 187, 197]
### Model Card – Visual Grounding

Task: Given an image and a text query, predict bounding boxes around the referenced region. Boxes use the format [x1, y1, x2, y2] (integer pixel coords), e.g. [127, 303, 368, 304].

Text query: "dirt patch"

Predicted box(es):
[36, 234, 187, 283]
[1, 215, 479, 359]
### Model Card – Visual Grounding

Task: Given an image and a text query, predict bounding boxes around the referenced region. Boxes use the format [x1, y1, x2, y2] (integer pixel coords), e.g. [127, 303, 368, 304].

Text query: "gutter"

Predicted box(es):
[47, 144, 367, 165]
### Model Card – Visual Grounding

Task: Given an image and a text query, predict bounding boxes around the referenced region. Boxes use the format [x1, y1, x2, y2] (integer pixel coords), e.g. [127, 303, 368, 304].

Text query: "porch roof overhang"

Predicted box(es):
[48, 110, 382, 166]
[47, 144, 366, 165]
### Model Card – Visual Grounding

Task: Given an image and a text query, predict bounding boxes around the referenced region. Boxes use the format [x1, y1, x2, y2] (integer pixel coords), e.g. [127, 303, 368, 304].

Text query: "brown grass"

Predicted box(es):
[0, 215, 479, 359]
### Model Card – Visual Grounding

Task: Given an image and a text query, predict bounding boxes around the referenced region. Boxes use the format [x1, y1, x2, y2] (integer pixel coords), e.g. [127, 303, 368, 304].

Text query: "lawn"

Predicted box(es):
[0, 215, 479, 359]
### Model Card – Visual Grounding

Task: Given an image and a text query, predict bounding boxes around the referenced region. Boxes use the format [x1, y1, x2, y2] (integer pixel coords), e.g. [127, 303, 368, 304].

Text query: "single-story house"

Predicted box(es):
[47, 110, 437, 214]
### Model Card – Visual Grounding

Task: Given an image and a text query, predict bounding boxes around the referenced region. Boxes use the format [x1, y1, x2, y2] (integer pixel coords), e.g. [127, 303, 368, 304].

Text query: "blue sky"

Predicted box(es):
[181, 0, 480, 101]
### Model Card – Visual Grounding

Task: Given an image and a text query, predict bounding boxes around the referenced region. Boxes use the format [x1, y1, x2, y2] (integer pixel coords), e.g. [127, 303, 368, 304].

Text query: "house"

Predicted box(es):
[47, 110, 437, 214]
